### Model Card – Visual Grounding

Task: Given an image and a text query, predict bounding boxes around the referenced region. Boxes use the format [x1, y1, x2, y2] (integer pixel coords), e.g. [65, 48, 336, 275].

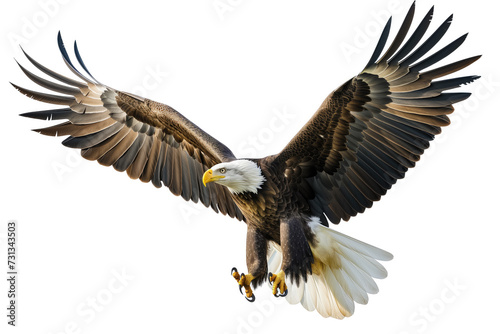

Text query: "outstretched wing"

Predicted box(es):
[14, 33, 244, 221]
[271, 3, 480, 225]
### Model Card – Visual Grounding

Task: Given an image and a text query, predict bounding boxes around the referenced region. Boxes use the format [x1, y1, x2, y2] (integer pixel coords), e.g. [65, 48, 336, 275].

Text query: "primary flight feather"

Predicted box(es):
[13, 2, 480, 318]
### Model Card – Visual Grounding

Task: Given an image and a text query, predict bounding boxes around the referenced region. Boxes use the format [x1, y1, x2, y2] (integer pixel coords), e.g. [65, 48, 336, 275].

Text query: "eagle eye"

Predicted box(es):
[219, 168, 226, 174]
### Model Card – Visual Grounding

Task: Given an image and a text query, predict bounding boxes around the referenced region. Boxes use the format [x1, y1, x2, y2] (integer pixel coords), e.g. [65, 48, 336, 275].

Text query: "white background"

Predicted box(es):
[1, 0, 498, 333]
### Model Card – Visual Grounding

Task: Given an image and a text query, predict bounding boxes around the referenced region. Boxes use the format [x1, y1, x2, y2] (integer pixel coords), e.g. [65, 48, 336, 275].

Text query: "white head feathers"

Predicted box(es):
[208, 160, 266, 194]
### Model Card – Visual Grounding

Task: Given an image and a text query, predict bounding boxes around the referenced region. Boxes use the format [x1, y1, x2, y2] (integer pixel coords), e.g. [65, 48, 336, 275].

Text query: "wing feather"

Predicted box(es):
[272, 3, 480, 225]
[127, 135, 153, 180]
[114, 132, 147, 172]
[15, 34, 244, 221]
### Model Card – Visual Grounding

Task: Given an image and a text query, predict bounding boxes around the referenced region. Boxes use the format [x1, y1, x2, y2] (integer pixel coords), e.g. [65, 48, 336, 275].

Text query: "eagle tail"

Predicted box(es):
[267, 217, 392, 318]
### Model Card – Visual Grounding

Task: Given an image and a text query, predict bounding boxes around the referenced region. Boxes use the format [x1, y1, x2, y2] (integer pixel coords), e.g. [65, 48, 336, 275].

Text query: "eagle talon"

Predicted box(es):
[269, 270, 288, 297]
[273, 289, 288, 297]
[245, 294, 256, 302]
[232, 268, 255, 302]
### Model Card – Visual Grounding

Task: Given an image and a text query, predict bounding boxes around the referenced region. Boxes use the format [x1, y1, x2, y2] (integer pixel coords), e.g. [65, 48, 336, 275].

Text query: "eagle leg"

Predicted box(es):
[279, 216, 314, 284]
[229, 224, 269, 303]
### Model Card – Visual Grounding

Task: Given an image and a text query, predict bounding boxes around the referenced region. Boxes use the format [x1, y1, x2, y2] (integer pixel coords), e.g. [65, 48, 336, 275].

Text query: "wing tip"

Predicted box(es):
[464, 55, 482, 68]
[57, 30, 64, 51]
[57, 31, 99, 84]
[10, 81, 23, 92]
[73, 39, 100, 83]
[363, 15, 393, 70]
[20, 111, 35, 119]
[427, 5, 435, 21]
[57, 30, 72, 65]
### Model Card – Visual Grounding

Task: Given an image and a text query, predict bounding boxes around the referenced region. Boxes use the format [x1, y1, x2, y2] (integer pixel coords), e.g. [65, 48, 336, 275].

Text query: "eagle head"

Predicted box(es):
[202, 159, 265, 194]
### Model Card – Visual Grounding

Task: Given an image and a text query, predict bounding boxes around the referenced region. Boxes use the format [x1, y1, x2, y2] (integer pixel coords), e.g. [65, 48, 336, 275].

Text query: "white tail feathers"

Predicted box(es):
[267, 217, 393, 318]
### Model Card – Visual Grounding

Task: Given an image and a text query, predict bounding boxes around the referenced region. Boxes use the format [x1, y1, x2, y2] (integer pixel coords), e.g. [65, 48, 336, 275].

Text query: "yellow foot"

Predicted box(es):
[231, 267, 255, 302]
[268, 270, 288, 297]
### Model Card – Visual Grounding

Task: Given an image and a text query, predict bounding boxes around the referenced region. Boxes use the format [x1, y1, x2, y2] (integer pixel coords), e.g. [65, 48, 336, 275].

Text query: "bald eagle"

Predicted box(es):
[13, 2, 480, 318]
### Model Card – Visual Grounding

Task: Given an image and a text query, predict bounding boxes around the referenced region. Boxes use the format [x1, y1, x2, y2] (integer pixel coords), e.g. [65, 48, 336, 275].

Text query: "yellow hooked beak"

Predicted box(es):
[202, 169, 225, 186]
